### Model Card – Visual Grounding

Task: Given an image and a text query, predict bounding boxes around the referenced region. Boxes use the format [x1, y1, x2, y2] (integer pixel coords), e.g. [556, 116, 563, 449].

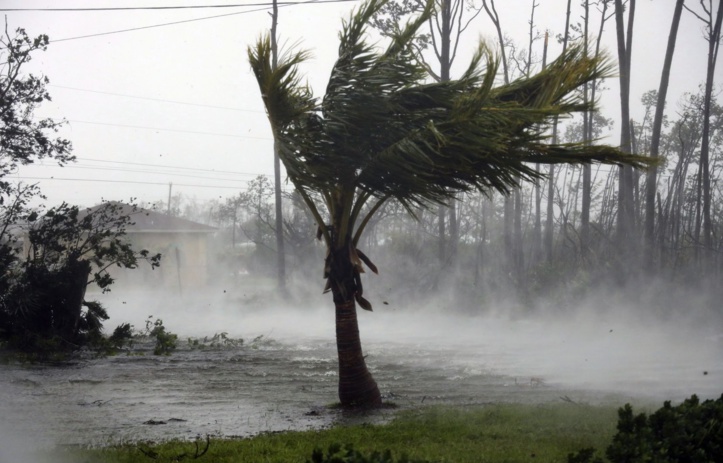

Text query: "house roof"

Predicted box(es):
[84, 202, 217, 233]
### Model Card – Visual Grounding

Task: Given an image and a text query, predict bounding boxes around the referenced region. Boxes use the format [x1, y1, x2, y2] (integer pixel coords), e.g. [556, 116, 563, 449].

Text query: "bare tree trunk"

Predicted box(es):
[437, 205, 446, 263]
[516, 0, 538, 275]
[614, 0, 636, 267]
[449, 200, 458, 264]
[475, 194, 488, 286]
[442, 0, 459, 266]
[504, 193, 513, 273]
[581, 0, 591, 250]
[484, 0, 515, 280]
[534, 167, 542, 263]
[545, 0, 572, 263]
[435, 0, 458, 266]
[699, 1, 723, 256]
[545, 165, 555, 261]
[645, 0, 683, 269]
[533, 31, 546, 264]
[513, 186, 523, 279]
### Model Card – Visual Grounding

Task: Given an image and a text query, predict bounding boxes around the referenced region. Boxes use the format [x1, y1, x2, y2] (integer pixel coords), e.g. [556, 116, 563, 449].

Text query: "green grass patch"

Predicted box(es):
[72, 403, 619, 463]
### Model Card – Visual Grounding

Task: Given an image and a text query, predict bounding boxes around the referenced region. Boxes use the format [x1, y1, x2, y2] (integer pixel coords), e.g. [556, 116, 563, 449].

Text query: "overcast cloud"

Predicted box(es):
[2, 0, 718, 209]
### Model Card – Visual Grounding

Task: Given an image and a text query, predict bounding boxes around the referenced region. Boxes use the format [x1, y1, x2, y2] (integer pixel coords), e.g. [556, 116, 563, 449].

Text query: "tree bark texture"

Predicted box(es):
[334, 299, 382, 407]
[544, 0, 571, 263]
[645, 0, 684, 267]
[581, 0, 590, 249]
[327, 242, 382, 408]
[699, 0, 723, 253]
[614, 0, 636, 261]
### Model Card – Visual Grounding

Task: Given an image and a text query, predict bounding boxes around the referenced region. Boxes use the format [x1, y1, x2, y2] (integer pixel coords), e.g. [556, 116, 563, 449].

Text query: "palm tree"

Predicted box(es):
[248, 0, 650, 408]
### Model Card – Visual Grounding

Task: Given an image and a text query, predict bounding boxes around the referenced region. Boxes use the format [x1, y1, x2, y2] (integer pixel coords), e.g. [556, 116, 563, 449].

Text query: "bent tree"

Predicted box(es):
[249, 0, 650, 407]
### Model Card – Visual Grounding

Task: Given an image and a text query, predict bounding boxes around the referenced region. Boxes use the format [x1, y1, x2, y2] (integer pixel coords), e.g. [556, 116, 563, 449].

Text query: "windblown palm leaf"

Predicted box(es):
[249, 0, 648, 248]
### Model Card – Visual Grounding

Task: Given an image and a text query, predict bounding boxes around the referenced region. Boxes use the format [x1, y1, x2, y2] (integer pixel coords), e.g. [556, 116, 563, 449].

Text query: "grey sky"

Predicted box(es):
[3, 0, 719, 209]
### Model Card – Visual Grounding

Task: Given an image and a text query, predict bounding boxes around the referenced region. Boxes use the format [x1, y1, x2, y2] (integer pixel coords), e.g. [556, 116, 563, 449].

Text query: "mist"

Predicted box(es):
[1, 257, 720, 450]
[95, 267, 723, 404]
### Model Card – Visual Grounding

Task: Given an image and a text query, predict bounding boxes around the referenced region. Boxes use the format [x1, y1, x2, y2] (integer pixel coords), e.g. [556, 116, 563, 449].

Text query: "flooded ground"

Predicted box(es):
[0, 289, 721, 448]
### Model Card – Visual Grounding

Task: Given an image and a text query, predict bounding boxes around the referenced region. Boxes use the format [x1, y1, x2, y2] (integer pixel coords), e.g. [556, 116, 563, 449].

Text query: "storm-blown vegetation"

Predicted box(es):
[248, 0, 651, 407]
[0, 27, 160, 355]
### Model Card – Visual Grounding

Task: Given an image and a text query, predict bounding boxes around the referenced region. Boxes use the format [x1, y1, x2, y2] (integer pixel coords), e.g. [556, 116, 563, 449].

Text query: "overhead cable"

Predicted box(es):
[49, 85, 264, 113]
[13, 0, 359, 43]
[75, 156, 269, 177]
[68, 119, 271, 140]
[13, 176, 294, 190]
[0, 0, 357, 12]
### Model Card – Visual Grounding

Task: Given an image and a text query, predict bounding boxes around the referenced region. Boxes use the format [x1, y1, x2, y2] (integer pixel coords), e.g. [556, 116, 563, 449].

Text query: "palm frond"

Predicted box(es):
[248, 0, 653, 246]
[247, 36, 315, 130]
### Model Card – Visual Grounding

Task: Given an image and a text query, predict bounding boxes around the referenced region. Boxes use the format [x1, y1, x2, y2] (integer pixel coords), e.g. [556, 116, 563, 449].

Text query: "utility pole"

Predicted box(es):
[270, 0, 287, 293]
[167, 182, 172, 216]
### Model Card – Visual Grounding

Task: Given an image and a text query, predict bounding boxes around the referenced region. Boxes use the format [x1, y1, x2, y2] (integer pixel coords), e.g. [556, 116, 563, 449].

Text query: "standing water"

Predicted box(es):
[0, 289, 721, 448]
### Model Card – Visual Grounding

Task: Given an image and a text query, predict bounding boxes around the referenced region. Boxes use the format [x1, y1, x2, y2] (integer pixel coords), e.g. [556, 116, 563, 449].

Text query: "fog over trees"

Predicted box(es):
[4, 1, 721, 348]
[145, 0, 723, 320]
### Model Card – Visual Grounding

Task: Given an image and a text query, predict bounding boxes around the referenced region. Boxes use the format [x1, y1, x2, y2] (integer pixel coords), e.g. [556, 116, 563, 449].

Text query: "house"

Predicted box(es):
[85, 202, 217, 293]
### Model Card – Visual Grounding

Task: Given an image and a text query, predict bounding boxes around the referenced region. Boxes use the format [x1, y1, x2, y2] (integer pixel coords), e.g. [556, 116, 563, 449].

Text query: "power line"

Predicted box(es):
[12, 176, 259, 190]
[35, 0, 358, 43]
[75, 156, 269, 177]
[67, 119, 272, 140]
[22, 158, 278, 184]
[49, 6, 270, 42]
[2, 2, 270, 11]
[0, 1, 355, 12]
[61, 164, 256, 183]
[49, 84, 265, 113]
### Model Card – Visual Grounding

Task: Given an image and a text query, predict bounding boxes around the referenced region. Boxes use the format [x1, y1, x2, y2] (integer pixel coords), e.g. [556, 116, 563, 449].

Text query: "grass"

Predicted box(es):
[66, 403, 620, 463]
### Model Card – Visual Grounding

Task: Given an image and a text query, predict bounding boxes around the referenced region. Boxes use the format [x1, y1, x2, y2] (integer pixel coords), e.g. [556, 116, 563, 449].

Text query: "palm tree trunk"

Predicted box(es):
[334, 298, 381, 407]
[328, 244, 381, 408]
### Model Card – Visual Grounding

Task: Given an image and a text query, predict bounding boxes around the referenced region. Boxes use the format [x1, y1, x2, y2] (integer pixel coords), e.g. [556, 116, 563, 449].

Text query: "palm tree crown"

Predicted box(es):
[250, 0, 647, 254]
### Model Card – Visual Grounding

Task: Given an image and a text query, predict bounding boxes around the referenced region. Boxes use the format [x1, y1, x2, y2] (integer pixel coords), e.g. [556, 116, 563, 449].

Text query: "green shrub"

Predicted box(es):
[607, 394, 723, 463]
[1, 201, 160, 355]
[145, 317, 177, 356]
[569, 394, 723, 463]
[108, 323, 134, 349]
[567, 447, 603, 463]
[187, 332, 243, 349]
[308, 444, 432, 463]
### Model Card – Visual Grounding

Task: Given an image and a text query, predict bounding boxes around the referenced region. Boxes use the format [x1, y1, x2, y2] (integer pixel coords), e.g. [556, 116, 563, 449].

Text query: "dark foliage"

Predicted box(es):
[569, 394, 723, 463]
[1, 26, 162, 356]
[607, 394, 723, 463]
[0, 26, 73, 179]
[308, 444, 432, 463]
[0, 201, 161, 354]
[567, 447, 604, 463]
[108, 322, 134, 349]
[144, 316, 178, 356]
